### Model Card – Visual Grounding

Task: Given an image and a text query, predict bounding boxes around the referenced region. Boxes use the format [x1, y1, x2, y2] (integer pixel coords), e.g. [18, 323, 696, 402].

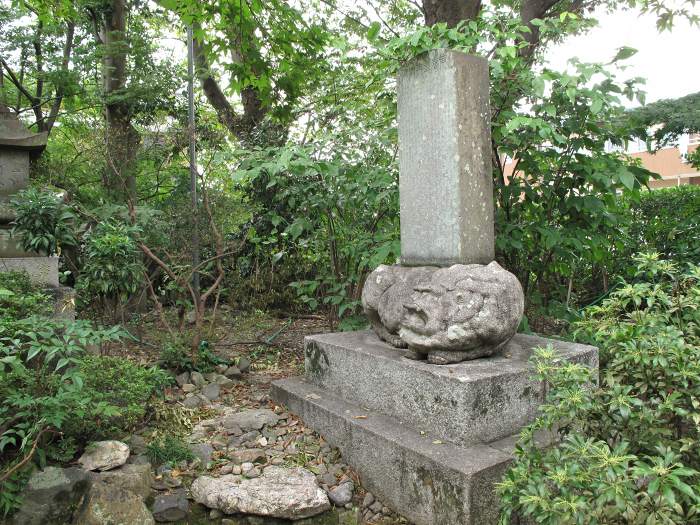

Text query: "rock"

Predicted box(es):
[228, 430, 259, 447]
[223, 408, 280, 431]
[78, 440, 130, 471]
[362, 262, 524, 363]
[175, 371, 190, 387]
[152, 490, 189, 522]
[182, 383, 196, 393]
[12, 467, 91, 525]
[202, 383, 220, 401]
[190, 467, 330, 519]
[216, 376, 238, 388]
[185, 310, 197, 325]
[97, 463, 153, 499]
[220, 464, 233, 474]
[190, 442, 214, 466]
[328, 481, 354, 506]
[190, 371, 206, 387]
[73, 482, 154, 525]
[231, 448, 266, 464]
[183, 395, 204, 409]
[128, 435, 148, 455]
[237, 356, 252, 373]
[224, 365, 242, 378]
[362, 492, 375, 508]
[369, 501, 383, 513]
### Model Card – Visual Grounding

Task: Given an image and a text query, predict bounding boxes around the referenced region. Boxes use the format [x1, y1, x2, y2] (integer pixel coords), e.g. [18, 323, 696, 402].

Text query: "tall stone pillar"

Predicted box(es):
[398, 50, 494, 266]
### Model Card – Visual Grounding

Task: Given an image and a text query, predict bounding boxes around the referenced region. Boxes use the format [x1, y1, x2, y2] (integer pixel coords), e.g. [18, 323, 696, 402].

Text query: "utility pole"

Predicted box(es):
[187, 25, 200, 300]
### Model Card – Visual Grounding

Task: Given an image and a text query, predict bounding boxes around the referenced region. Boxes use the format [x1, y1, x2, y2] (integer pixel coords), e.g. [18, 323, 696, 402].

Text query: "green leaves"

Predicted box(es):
[610, 46, 639, 63]
[502, 255, 700, 523]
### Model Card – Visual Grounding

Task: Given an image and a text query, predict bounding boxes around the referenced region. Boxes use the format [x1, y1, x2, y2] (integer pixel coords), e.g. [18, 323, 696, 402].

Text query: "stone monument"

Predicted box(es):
[0, 104, 73, 317]
[272, 50, 598, 525]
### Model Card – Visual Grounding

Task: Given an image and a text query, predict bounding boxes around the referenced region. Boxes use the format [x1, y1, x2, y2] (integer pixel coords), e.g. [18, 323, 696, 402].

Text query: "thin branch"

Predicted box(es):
[0, 428, 57, 484]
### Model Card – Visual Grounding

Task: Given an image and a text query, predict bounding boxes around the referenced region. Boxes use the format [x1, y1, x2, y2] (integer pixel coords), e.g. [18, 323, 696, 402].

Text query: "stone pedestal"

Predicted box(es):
[272, 331, 598, 525]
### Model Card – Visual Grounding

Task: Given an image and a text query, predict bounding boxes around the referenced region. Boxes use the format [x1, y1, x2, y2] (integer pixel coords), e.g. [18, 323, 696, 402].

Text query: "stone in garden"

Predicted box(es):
[12, 466, 90, 525]
[190, 466, 330, 519]
[127, 434, 148, 455]
[190, 370, 206, 387]
[362, 261, 524, 363]
[237, 356, 252, 373]
[223, 408, 280, 431]
[202, 382, 220, 400]
[328, 480, 354, 506]
[231, 448, 267, 464]
[182, 383, 196, 393]
[397, 50, 493, 267]
[183, 394, 203, 408]
[224, 365, 242, 378]
[174, 371, 190, 387]
[189, 442, 214, 465]
[73, 481, 154, 525]
[78, 440, 130, 471]
[96, 463, 153, 499]
[152, 490, 189, 523]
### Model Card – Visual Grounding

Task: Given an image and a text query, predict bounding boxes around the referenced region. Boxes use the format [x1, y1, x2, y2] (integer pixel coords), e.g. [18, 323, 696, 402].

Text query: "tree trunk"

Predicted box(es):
[422, 0, 482, 27]
[102, 0, 139, 202]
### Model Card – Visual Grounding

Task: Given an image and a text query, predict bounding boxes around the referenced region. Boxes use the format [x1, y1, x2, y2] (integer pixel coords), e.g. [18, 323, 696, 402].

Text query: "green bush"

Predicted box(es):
[64, 355, 171, 441]
[498, 253, 700, 524]
[10, 188, 78, 256]
[146, 435, 194, 466]
[0, 271, 52, 321]
[159, 338, 229, 373]
[75, 221, 144, 318]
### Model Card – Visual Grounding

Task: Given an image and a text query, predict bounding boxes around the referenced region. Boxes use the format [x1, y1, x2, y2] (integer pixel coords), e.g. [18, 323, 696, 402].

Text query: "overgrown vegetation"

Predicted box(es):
[499, 254, 700, 524]
[0, 271, 169, 515]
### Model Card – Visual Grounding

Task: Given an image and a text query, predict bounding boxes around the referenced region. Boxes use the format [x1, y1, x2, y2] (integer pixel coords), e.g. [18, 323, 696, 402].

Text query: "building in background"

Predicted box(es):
[625, 132, 700, 188]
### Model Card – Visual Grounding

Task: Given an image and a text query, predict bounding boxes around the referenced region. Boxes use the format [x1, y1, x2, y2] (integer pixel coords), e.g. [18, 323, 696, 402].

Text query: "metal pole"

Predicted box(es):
[187, 25, 200, 300]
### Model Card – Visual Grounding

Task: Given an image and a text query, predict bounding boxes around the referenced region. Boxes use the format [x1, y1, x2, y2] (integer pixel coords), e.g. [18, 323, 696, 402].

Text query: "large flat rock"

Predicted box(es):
[272, 378, 515, 525]
[303, 330, 597, 447]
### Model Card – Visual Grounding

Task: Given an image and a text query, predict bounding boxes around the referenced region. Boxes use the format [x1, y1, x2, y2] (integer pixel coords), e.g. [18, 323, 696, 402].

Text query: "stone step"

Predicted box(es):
[272, 376, 524, 525]
[303, 330, 597, 448]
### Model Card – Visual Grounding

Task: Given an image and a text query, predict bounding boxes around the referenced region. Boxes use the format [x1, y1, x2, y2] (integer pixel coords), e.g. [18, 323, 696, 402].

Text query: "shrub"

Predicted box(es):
[146, 435, 194, 466]
[159, 338, 229, 373]
[0, 271, 52, 321]
[498, 253, 700, 524]
[625, 185, 700, 268]
[76, 221, 144, 319]
[63, 355, 171, 441]
[10, 188, 78, 256]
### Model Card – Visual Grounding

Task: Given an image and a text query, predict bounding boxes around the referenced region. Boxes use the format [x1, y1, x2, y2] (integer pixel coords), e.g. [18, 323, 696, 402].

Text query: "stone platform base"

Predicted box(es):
[271, 331, 597, 525]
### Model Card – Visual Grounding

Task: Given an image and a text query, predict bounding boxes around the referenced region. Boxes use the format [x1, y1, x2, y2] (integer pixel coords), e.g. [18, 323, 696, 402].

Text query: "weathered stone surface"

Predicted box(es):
[303, 330, 597, 447]
[0, 255, 59, 287]
[12, 466, 90, 525]
[362, 262, 524, 361]
[237, 356, 252, 373]
[175, 371, 190, 387]
[230, 448, 266, 464]
[190, 442, 214, 465]
[272, 378, 510, 525]
[152, 490, 189, 522]
[202, 382, 220, 401]
[96, 463, 153, 499]
[223, 408, 280, 431]
[190, 371, 206, 387]
[74, 482, 154, 525]
[328, 480, 354, 506]
[190, 467, 330, 519]
[397, 50, 493, 267]
[78, 440, 130, 471]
